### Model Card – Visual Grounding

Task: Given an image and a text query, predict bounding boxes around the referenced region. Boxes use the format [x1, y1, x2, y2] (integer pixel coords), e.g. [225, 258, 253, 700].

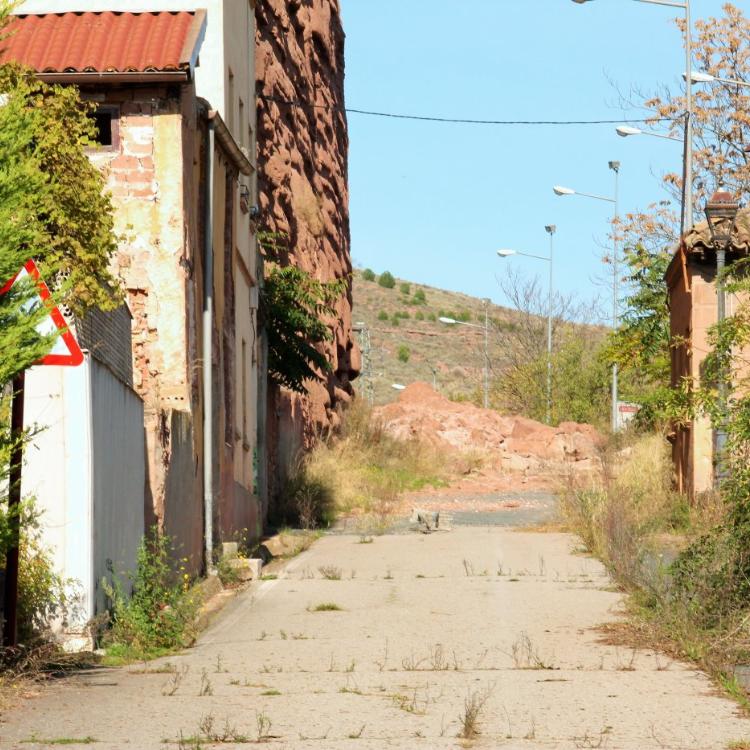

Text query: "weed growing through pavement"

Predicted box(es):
[318, 565, 342, 580]
[307, 602, 343, 612]
[358, 535, 373, 544]
[23, 738, 98, 746]
[198, 668, 213, 696]
[348, 725, 366, 739]
[510, 632, 555, 670]
[215, 654, 228, 673]
[462, 559, 475, 577]
[162, 664, 189, 696]
[457, 685, 493, 740]
[255, 712, 273, 742]
[384, 569, 393, 580]
[374, 640, 389, 672]
[260, 689, 281, 696]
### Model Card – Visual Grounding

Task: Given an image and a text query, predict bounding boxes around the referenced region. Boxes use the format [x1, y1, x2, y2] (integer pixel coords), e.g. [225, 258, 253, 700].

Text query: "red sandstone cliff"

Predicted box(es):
[255, 0, 359, 490]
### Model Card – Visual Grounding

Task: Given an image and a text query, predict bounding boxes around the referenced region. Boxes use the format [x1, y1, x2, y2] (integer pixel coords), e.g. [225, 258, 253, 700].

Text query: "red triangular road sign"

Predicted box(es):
[0, 260, 84, 367]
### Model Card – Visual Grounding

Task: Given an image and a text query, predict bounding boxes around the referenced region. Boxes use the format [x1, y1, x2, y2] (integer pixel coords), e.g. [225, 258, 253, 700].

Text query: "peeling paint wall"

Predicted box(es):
[84, 82, 259, 569]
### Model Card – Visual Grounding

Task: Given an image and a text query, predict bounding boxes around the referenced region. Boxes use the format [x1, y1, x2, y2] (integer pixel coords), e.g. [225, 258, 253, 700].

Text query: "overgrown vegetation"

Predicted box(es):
[101, 530, 200, 663]
[558, 5, 750, 700]
[259, 252, 345, 394]
[275, 400, 455, 528]
[0, 0, 120, 650]
[559, 434, 747, 698]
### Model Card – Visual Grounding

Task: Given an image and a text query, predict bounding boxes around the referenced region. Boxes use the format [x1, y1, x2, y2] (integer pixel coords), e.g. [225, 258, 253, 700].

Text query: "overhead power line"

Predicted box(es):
[258, 94, 677, 127]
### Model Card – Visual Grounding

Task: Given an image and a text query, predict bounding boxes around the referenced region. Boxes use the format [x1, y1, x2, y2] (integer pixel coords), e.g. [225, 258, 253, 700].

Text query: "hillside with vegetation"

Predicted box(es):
[351, 267, 611, 428]
[351, 268, 512, 405]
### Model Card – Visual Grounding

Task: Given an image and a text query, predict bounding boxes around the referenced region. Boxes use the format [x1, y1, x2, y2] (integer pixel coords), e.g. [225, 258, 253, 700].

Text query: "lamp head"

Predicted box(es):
[438, 316, 458, 324]
[553, 185, 575, 196]
[544, 225, 556, 235]
[608, 160, 620, 172]
[616, 125, 641, 137]
[496, 249, 517, 258]
[685, 70, 715, 84]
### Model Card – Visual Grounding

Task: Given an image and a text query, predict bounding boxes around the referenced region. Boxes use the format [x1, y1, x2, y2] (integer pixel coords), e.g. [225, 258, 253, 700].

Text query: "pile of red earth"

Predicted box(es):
[375, 382, 604, 477]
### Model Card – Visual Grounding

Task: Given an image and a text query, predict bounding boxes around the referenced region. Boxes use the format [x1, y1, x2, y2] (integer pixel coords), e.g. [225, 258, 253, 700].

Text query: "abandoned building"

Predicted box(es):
[667, 200, 750, 499]
[2, 6, 260, 637]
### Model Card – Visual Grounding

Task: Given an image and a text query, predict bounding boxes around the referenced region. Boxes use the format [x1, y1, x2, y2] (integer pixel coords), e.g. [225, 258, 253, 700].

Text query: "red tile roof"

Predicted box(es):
[0, 10, 206, 80]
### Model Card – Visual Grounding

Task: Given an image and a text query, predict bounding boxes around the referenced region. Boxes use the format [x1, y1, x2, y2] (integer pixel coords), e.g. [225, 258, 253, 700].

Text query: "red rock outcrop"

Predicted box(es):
[376, 382, 604, 477]
[255, 1, 359, 491]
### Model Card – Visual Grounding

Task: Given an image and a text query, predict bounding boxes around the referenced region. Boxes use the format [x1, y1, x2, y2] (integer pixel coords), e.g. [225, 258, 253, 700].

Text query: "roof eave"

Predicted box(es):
[37, 71, 190, 85]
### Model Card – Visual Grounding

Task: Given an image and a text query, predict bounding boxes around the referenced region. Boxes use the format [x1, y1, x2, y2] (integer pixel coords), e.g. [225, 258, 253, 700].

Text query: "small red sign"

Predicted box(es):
[0, 260, 84, 367]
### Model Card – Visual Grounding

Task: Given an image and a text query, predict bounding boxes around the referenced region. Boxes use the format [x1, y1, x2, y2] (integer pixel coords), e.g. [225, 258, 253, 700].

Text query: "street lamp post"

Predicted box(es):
[553, 161, 621, 432]
[616, 125, 682, 142]
[497, 231, 555, 425]
[572, 0, 693, 229]
[688, 70, 750, 89]
[439, 307, 491, 409]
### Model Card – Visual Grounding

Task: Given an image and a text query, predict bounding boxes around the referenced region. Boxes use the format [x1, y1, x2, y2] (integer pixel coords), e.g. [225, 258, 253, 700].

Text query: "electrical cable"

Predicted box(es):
[258, 94, 679, 127]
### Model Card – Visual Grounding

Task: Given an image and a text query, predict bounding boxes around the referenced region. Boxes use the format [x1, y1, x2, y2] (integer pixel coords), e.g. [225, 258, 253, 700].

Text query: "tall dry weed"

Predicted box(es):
[280, 400, 454, 526]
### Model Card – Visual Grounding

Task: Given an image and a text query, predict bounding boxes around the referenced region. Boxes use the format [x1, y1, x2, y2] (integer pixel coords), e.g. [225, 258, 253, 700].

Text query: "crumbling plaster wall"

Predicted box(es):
[255, 0, 360, 496]
[89, 86, 204, 568]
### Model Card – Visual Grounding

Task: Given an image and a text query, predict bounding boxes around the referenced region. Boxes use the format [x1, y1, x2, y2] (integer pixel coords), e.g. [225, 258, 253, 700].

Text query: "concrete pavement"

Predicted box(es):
[2, 525, 749, 749]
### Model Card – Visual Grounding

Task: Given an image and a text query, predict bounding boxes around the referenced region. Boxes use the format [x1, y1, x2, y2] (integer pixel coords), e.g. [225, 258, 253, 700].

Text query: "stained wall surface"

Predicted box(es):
[255, 0, 360, 499]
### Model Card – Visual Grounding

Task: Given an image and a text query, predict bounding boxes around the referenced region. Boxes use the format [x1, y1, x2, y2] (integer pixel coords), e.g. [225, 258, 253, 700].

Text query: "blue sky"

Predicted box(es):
[343, 0, 724, 314]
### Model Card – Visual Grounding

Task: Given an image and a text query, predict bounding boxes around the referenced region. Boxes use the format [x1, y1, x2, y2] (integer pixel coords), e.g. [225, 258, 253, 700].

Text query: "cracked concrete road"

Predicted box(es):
[2, 523, 749, 749]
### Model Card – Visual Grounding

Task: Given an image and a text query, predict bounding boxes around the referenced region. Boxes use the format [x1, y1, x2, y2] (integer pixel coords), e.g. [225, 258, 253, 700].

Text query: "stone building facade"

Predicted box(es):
[255, 0, 360, 504]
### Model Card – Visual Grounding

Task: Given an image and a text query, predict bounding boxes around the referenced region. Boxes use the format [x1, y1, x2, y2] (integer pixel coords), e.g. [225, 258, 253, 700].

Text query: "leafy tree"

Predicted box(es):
[378, 271, 396, 289]
[361, 268, 376, 282]
[399, 282, 411, 295]
[413, 289, 427, 305]
[0, 62, 119, 385]
[260, 265, 344, 394]
[0, 1, 120, 641]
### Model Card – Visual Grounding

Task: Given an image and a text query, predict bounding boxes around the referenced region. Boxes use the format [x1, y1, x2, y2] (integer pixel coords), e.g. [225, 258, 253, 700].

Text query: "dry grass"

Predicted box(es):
[286, 400, 455, 524]
[560, 432, 750, 706]
[558, 433, 716, 587]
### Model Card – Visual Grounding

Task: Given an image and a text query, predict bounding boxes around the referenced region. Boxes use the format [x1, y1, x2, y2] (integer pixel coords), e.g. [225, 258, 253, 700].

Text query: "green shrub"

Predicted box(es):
[399, 282, 411, 295]
[377, 310, 389, 321]
[378, 271, 396, 289]
[457, 310, 472, 322]
[273, 462, 335, 530]
[413, 289, 427, 305]
[395, 310, 410, 320]
[427, 313, 437, 322]
[18, 529, 70, 644]
[397, 346, 410, 363]
[362, 268, 376, 282]
[102, 529, 200, 661]
[415, 311, 425, 321]
[391, 315, 400, 327]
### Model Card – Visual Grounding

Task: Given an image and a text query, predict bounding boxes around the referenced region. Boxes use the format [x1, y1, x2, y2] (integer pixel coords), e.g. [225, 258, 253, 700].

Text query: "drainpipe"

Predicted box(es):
[203, 117, 216, 575]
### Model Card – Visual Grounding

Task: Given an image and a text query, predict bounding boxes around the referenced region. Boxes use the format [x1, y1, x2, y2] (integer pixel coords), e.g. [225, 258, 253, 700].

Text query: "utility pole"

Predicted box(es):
[483, 298, 490, 410]
[544, 225, 555, 425]
[609, 160, 620, 433]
